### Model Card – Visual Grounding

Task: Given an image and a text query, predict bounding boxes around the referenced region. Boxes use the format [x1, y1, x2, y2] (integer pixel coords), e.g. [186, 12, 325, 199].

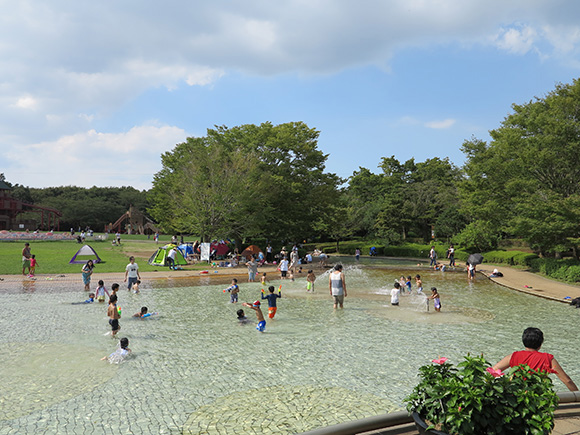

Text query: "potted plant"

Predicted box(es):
[404, 355, 559, 435]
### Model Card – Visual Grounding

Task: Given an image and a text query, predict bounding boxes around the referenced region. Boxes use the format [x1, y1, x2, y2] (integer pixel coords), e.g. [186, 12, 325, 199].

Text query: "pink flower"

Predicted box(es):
[432, 357, 448, 364]
[486, 367, 503, 377]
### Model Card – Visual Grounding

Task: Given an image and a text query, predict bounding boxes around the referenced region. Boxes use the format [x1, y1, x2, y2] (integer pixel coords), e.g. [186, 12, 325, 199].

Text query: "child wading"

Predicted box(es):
[242, 300, 266, 332]
[107, 294, 121, 336]
[261, 285, 282, 319]
[306, 270, 316, 292]
[428, 287, 441, 312]
[102, 337, 131, 364]
[95, 280, 110, 303]
[237, 309, 250, 324]
[224, 279, 239, 303]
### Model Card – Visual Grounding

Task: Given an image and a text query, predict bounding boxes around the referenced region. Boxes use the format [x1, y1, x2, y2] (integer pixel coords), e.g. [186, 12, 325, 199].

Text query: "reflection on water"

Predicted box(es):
[1, 263, 578, 433]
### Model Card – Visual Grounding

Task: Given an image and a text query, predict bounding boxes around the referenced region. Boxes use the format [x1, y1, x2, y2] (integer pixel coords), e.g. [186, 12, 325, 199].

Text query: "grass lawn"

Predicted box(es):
[0, 234, 207, 275]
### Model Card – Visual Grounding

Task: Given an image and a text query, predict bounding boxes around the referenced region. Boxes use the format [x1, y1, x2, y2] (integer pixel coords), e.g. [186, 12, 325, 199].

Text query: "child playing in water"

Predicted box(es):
[224, 278, 239, 303]
[133, 306, 158, 318]
[29, 255, 38, 276]
[399, 275, 406, 289]
[110, 283, 120, 298]
[306, 270, 316, 292]
[428, 287, 441, 312]
[101, 337, 131, 364]
[415, 275, 423, 294]
[72, 293, 95, 304]
[237, 309, 250, 324]
[391, 282, 401, 306]
[261, 273, 268, 286]
[107, 294, 121, 337]
[95, 280, 110, 303]
[261, 285, 282, 319]
[242, 300, 266, 332]
[406, 276, 412, 294]
[132, 279, 141, 294]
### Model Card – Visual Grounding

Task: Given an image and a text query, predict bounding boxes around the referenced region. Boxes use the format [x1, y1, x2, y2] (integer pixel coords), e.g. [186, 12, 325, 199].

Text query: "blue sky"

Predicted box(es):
[2, 1, 580, 189]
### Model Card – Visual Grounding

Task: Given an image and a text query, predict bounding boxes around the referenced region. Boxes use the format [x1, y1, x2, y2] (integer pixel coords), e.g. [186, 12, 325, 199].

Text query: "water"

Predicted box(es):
[1, 264, 579, 434]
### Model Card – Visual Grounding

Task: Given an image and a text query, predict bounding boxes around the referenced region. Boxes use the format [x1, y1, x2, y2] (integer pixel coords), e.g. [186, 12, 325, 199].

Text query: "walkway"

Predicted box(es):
[478, 263, 580, 302]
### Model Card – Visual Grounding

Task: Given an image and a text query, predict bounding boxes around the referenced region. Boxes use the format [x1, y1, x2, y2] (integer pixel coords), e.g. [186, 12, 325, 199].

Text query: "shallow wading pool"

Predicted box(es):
[1, 263, 579, 434]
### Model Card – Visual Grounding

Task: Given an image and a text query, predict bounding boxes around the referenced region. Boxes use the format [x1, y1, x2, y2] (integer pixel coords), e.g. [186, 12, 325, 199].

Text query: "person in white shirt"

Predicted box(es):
[167, 247, 177, 270]
[124, 256, 141, 290]
[279, 257, 289, 279]
[329, 264, 347, 309]
[391, 282, 401, 306]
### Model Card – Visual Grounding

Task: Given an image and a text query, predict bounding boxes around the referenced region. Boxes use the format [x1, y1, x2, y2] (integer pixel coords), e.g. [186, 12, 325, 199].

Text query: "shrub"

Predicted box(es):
[565, 265, 580, 282]
[405, 355, 558, 435]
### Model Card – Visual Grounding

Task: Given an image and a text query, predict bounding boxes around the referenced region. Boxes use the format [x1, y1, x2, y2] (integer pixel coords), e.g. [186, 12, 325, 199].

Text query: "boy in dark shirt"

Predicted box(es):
[261, 285, 281, 319]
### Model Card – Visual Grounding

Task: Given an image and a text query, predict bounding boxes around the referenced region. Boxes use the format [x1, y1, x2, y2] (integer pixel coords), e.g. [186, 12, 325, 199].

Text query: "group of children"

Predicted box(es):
[389, 274, 442, 312]
[224, 273, 282, 332]
[73, 261, 156, 364]
[224, 269, 320, 332]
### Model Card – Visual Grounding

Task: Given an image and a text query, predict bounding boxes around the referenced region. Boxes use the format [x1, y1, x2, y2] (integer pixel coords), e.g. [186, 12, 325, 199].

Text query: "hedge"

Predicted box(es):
[482, 250, 538, 267]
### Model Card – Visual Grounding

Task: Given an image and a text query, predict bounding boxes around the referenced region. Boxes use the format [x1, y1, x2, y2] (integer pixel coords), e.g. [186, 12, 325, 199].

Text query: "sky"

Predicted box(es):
[2, 0, 580, 190]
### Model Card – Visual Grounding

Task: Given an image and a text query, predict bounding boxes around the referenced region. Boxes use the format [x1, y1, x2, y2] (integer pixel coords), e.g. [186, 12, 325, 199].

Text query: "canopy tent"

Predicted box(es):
[178, 244, 194, 258]
[210, 241, 230, 257]
[69, 244, 101, 264]
[148, 244, 188, 267]
[241, 245, 263, 260]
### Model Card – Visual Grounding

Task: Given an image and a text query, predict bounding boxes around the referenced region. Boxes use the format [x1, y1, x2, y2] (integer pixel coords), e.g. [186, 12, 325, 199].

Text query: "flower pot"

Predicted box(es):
[411, 412, 449, 435]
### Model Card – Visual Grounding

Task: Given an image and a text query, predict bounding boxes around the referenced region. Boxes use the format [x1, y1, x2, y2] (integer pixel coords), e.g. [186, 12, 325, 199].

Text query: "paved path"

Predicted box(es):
[477, 263, 580, 303]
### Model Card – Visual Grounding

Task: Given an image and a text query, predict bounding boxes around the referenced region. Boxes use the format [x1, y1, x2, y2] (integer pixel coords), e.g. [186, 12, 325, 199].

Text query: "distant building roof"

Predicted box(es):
[0, 180, 11, 190]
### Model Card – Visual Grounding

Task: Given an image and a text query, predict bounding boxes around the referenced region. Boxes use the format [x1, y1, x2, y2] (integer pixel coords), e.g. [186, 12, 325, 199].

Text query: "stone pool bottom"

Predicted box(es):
[1, 266, 578, 434]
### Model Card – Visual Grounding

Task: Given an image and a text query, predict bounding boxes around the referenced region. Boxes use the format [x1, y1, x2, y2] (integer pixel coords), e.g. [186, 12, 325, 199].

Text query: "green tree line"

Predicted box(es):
[5, 182, 149, 232]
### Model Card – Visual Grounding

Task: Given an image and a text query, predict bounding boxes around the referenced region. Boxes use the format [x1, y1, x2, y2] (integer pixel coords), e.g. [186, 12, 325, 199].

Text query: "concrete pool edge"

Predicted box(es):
[300, 392, 580, 435]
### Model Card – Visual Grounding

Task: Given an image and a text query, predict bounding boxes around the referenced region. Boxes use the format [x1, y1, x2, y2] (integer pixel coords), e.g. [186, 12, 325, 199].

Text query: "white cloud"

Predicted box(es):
[186, 67, 225, 87]
[0, 1, 580, 188]
[14, 96, 38, 110]
[425, 119, 456, 129]
[542, 25, 580, 55]
[3, 124, 188, 190]
[494, 25, 537, 55]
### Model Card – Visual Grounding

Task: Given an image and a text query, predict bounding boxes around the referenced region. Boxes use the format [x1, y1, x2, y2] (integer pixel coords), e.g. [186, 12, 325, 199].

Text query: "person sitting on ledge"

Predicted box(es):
[493, 327, 578, 391]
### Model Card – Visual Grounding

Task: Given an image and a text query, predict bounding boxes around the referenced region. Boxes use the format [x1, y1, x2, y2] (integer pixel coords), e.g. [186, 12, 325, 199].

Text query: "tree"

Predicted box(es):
[7, 184, 150, 231]
[459, 79, 580, 254]
[149, 122, 341, 243]
[343, 167, 385, 238]
[149, 137, 263, 242]
[374, 156, 463, 241]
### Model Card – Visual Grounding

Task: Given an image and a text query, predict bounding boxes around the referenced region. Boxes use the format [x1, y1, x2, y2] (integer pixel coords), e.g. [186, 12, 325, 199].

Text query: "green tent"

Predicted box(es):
[148, 244, 188, 267]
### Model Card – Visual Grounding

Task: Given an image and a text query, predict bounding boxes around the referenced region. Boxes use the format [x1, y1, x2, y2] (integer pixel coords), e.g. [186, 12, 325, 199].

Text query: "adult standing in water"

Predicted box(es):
[82, 259, 94, 291]
[329, 264, 347, 309]
[22, 242, 31, 275]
